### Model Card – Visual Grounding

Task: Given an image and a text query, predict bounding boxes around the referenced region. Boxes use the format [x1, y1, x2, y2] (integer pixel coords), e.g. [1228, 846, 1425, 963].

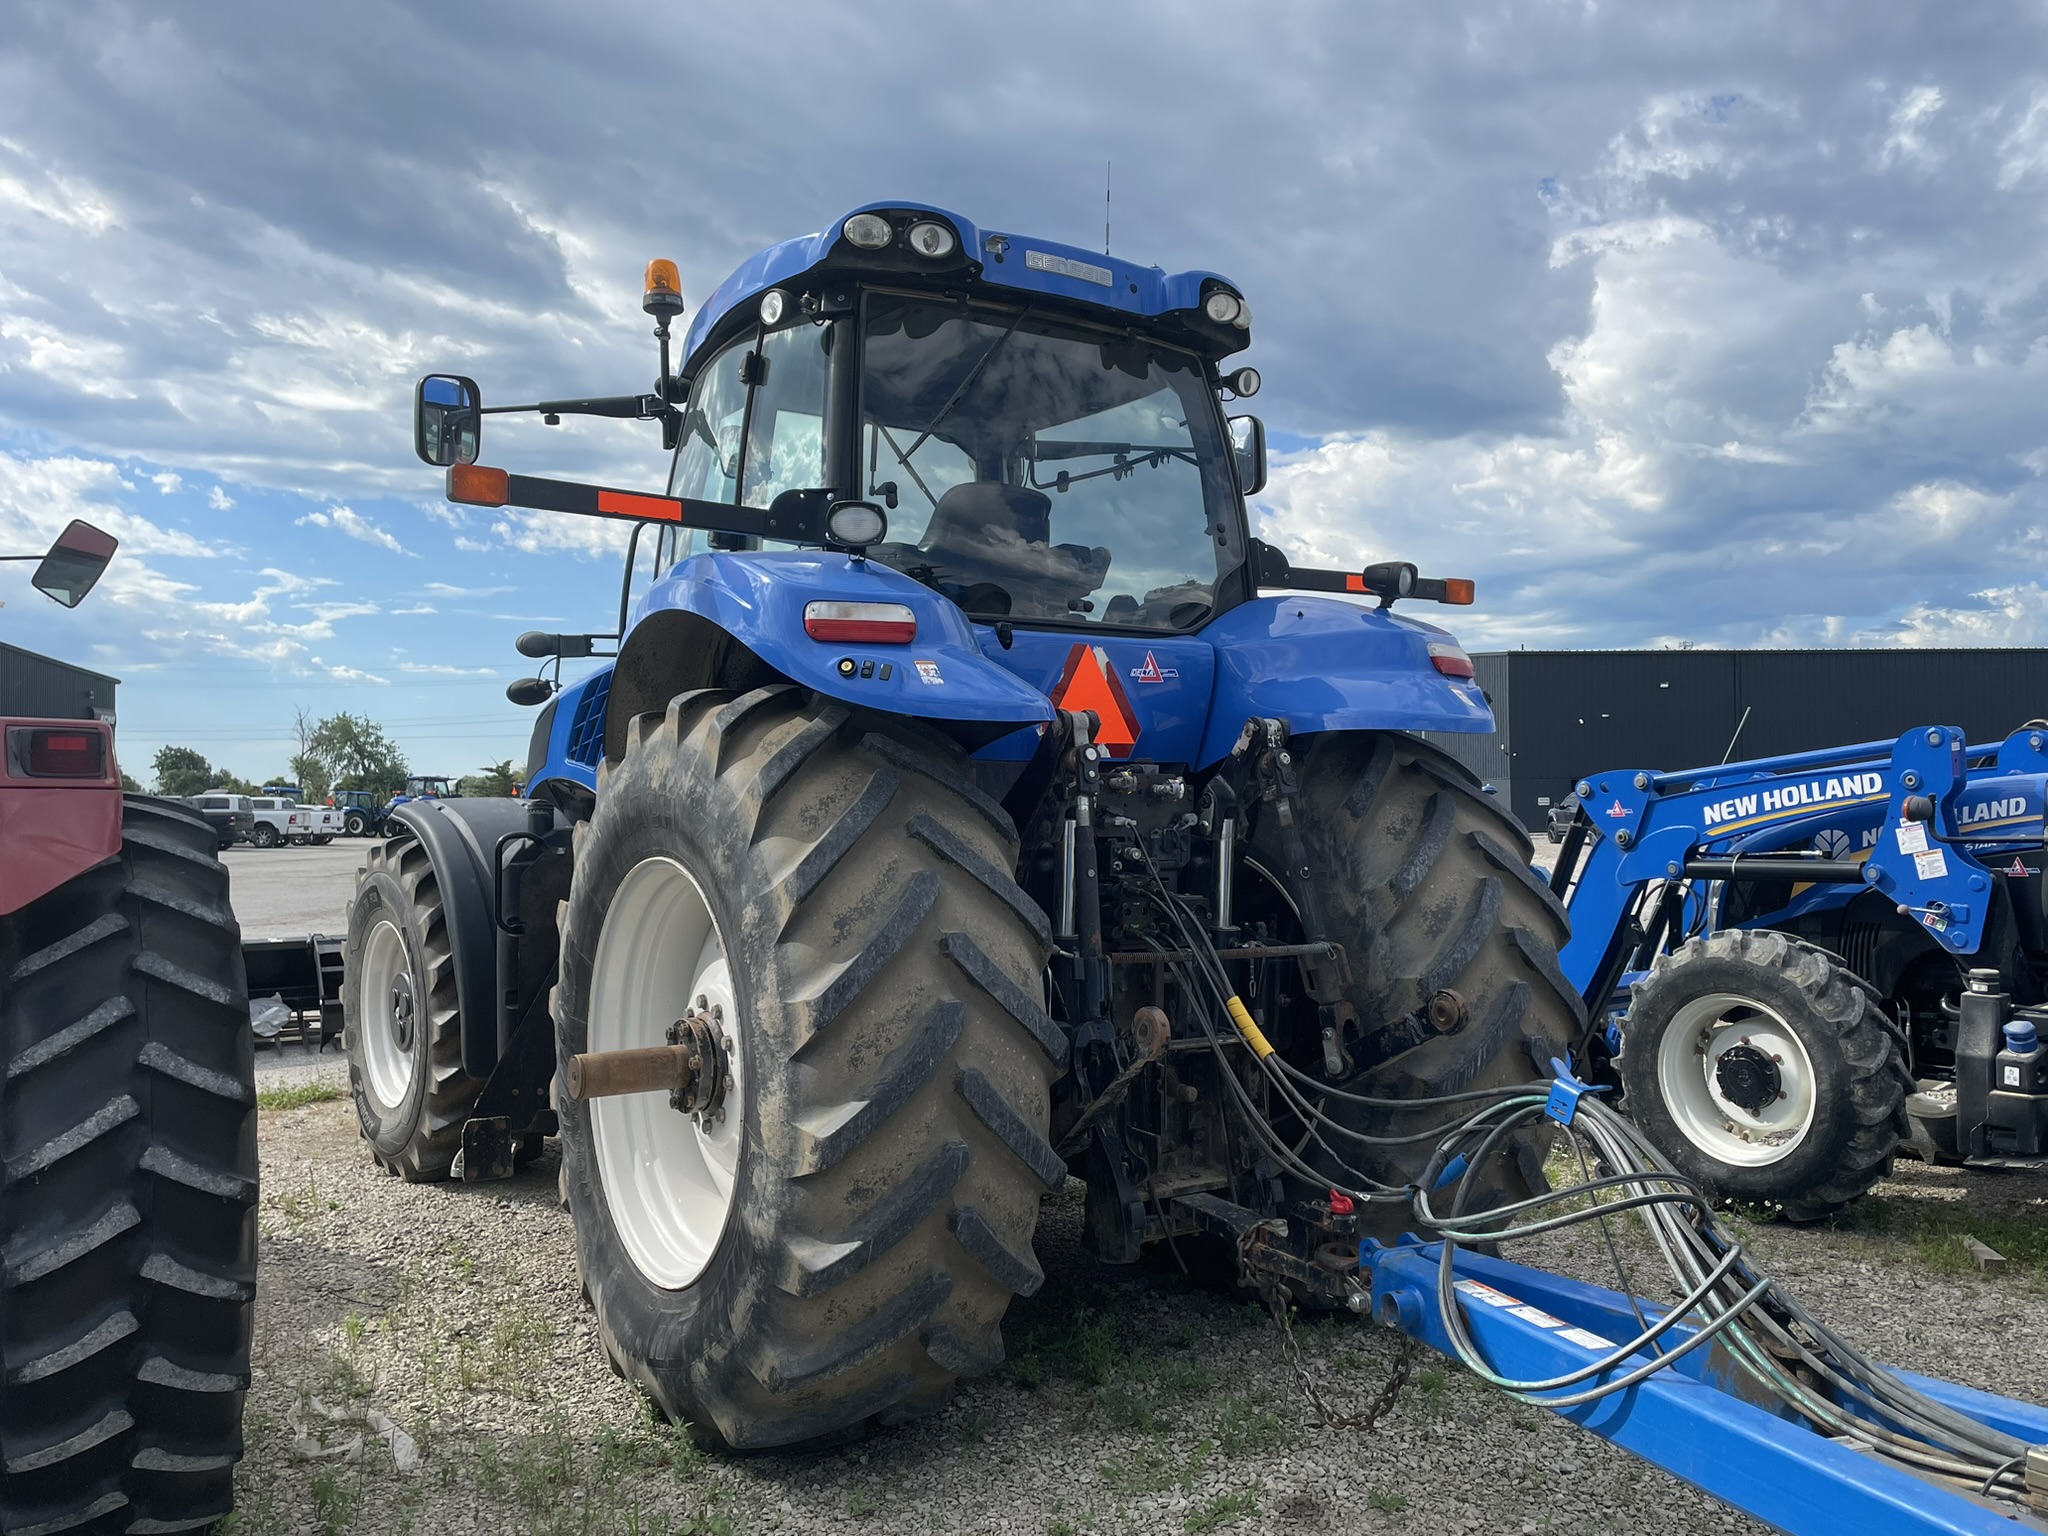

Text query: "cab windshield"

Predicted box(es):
[859, 293, 1239, 630]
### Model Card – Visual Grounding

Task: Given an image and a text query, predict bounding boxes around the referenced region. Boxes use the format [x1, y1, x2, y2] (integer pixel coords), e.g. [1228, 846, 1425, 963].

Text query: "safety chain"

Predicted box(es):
[1240, 1226, 1414, 1432]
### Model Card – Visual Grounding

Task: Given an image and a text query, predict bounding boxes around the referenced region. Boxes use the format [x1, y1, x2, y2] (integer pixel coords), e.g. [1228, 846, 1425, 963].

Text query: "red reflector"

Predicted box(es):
[1427, 642, 1475, 679]
[22, 728, 107, 778]
[802, 601, 916, 644]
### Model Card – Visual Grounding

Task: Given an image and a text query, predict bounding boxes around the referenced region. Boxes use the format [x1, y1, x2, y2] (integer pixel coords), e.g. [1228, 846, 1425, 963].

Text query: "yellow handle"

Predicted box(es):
[1224, 995, 1275, 1059]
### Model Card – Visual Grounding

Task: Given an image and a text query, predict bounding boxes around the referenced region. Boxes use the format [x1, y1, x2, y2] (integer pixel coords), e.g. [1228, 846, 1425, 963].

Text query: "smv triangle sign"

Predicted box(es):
[1050, 643, 1140, 758]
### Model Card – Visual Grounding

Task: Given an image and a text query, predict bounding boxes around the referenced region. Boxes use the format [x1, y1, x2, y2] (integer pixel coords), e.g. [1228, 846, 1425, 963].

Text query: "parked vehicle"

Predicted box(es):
[1546, 792, 1581, 842]
[333, 786, 389, 837]
[188, 788, 257, 848]
[347, 202, 1572, 1451]
[1554, 724, 2048, 1216]
[243, 792, 335, 847]
[0, 520, 255, 1530]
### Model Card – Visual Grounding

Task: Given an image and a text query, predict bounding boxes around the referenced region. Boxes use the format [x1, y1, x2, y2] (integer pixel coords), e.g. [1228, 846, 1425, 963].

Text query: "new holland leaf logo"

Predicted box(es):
[1051, 644, 1141, 757]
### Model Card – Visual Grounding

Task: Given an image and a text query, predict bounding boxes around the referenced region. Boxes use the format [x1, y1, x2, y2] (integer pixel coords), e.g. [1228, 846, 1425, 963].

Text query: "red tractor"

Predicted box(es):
[0, 522, 254, 1534]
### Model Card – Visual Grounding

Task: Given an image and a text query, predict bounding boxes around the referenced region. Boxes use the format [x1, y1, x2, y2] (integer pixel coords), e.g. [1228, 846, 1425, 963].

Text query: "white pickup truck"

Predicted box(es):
[247, 794, 342, 848]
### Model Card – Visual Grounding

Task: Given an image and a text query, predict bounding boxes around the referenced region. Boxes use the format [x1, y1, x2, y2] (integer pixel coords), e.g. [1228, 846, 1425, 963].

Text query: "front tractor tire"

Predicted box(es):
[554, 686, 1060, 1452]
[1618, 929, 1910, 1220]
[343, 826, 484, 1179]
[1252, 733, 1587, 1218]
[0, 796, 256, 1535]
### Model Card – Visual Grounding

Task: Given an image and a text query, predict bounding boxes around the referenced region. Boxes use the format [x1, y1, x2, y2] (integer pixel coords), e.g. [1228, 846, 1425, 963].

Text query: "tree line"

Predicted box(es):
[148, 709, 523, 801]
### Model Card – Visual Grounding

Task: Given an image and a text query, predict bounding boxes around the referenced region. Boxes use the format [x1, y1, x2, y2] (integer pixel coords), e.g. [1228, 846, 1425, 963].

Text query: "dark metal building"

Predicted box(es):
[1427, 649, 2048, 831]
[0, 640, 119, 725]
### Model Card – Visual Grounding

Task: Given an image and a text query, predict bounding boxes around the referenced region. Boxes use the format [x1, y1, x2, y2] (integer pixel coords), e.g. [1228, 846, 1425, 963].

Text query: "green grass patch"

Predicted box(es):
[257, 1079, 346, 1111]
[1099, 1437, 1212, 1497]
[1186, 1490, 1258, 1532]
[1828, 1192, 2048, 1276]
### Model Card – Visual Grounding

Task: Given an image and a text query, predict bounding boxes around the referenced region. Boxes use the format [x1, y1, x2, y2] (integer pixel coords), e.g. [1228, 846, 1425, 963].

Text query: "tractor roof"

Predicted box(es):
[681, 201, 1250, 373]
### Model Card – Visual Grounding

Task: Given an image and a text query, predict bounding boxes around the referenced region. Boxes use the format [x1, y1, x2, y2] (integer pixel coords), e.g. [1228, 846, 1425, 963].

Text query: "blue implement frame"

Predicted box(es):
[1360, 1237, 2048, 1535]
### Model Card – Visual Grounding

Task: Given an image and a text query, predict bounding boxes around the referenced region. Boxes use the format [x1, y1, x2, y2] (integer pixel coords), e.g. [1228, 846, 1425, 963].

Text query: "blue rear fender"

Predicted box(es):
[1193, 596, 1492, 766]
[609, 549, 1053, 748]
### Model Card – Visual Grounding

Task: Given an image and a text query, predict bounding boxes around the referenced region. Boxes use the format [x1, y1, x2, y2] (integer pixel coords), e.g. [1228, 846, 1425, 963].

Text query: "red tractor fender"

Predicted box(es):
[0, 717, 124, 917]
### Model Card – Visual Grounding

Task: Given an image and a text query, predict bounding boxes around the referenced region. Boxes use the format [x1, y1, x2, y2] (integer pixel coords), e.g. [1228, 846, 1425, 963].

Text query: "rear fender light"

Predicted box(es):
[1427, 642, 1476, 679]
[9, 726, 109, 779]
[803, 601, 917, 644]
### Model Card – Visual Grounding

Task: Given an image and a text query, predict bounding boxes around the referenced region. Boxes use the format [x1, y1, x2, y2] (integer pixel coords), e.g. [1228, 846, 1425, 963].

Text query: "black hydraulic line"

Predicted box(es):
[1684, 857, 1869, 881]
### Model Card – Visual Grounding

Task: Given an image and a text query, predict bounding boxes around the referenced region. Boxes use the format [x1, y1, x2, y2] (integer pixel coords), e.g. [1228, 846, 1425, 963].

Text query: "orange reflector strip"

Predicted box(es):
[1345, 573, 1367, 593]
[447, 463, 509, 507]
[1442, 578, 1476, 605]
[595, 489, 682, 522]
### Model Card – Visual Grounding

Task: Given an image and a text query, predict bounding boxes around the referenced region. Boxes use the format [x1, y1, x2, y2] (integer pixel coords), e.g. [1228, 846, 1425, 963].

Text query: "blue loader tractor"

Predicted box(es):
[1554, 724, 2048, 1218]
[343, 202, 1582, 1450]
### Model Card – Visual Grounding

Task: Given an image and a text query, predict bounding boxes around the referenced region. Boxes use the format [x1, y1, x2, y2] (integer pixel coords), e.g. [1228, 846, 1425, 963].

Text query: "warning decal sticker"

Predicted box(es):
[1050, 643, 1141, 758]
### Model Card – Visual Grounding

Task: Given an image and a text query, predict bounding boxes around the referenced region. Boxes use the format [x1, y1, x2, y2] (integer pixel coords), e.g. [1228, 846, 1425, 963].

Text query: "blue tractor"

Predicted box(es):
[1554, 725, 2048, 1217]
[343, 202, 1582, 1450]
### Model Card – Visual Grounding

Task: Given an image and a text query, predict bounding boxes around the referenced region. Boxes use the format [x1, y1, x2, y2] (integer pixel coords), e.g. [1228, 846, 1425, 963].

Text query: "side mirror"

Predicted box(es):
[506, 677, 555, 707]
[415, 374, 482, 467]
[515, 631, 596, 660]
[1228, 414, 1267, 498]
[32, 519, 119, 608]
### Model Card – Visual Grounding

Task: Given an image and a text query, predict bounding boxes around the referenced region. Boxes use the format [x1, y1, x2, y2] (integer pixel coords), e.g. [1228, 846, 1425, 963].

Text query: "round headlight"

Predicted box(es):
[905, 221, 958, 259]
[1225, 366, 1261, 398]
[1233, 300, 1252, 331]
[842, 213, 893, 250]
[1204, 290, 1242, 325]
[826, 500, 889, 548]
[758, 289, 787, 326]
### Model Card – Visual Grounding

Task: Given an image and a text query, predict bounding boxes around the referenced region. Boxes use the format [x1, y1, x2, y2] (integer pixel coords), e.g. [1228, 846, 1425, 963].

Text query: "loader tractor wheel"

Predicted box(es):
[554, 685, 1059, 1452]
[1618, 929, 1910, 1220]
[343, 823, 485, 1179]
[343, 811, 369, 838]
[1248, 733, 1586, 1227]
[0, 795, 256, 1535]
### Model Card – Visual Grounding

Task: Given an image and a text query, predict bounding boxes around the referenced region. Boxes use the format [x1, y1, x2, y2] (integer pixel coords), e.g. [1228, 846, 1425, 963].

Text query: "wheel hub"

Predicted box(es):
[1714, 1041, 1780, 1114]
[389, 972, 416, 1054]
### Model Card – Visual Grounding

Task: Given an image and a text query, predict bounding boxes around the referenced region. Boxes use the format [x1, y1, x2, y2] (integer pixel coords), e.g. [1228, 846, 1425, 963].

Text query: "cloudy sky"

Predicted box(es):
[2, 2, 2045, 784]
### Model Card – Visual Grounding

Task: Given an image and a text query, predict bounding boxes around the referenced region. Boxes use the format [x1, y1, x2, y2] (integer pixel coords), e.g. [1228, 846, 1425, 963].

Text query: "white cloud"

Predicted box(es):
[150, 470, 181, 494]
[396, 662, 499, 675]
[296, 504, 406, 554]
[207, 484, 235, 510]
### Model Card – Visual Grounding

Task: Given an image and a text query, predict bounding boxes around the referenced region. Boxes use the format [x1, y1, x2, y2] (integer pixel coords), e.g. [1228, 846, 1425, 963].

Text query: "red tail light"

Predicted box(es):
[12, 727, 108, 778]
[1427, 642, 1476, 679]
[803, 601, 917, 644]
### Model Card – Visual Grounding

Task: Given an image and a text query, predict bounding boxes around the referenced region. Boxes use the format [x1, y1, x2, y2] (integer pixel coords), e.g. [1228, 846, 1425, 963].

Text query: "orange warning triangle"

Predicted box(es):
[1050, 643, 1140, 758]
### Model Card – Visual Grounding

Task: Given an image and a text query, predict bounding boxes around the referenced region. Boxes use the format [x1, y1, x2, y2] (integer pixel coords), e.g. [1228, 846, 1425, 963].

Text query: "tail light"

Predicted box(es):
[1427, 642, 1476, 679]
[10, 726, 108, 779]
[803, 601, 917, 644]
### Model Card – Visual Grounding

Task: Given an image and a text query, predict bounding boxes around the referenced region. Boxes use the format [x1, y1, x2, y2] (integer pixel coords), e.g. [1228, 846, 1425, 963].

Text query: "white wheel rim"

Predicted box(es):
[358, 918, 417, 1111]
[1655, 992, 1816, 1168]
[588, 856, 743, 1290]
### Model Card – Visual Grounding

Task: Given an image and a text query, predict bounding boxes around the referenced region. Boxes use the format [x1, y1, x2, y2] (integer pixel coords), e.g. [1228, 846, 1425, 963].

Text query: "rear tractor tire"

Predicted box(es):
[343, 812, 369, 838]
[554, 685, 1061, 1451]
[342, 824, 485, 1180]
[0, 795, 256, 1534]
[1618, 928, 1910, 1220]
[1250, 733, 1586, 1223]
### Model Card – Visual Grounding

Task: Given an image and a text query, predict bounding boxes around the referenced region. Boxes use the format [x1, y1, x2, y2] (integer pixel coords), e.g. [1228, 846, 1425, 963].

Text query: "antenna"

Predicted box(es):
[1104, 160, 1111, 256]
[1720, 705, 1753, 764]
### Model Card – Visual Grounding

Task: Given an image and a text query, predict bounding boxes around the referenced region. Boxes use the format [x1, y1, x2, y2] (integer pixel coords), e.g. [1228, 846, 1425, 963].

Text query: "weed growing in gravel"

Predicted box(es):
[1098, 1435, 1213, 1496]
[1412, 1364, 1451, 1415]
[1367, 1486, 1410, 1513]
[844, 1488, 878, 1517]
[309, 1464, 359, 1534]
[257, 1079, 347, 1111]
[1185, 1489, 1258, 1531]
[1215, 1393, 1290, 1455]
[958, 1410, 989, 1445]
[264, 1168, 341, 1226]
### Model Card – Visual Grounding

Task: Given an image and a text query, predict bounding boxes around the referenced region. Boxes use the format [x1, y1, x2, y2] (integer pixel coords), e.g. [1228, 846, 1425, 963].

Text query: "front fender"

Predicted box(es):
[1195, 596, 1493, 766]
[616, 550, 1055, 755]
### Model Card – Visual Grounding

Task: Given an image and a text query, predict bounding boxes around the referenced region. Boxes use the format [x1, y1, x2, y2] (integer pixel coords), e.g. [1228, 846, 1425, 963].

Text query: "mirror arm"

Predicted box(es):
[482, 395, 674, 421]
[446, 468, 833, 546]
[1246, 539, 1475, 607]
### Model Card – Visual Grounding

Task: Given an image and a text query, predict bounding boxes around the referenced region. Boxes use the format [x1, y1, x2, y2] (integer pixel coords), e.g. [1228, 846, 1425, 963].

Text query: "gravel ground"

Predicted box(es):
[226, 839, 368, 940]
[234, 1096, 2048, 1536]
